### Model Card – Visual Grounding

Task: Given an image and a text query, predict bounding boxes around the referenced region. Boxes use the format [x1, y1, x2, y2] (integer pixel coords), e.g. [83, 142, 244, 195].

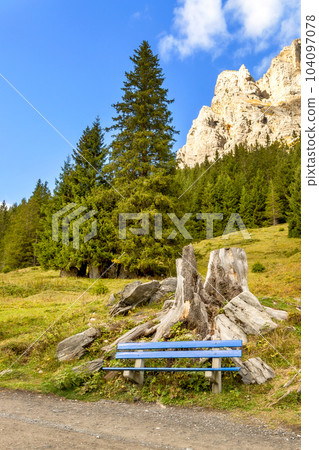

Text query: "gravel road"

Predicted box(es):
[0, 389, 300, 449]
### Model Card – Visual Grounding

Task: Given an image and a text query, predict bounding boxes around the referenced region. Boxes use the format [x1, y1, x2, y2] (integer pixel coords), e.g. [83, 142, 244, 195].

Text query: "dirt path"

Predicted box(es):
[0, 389, 300, 449]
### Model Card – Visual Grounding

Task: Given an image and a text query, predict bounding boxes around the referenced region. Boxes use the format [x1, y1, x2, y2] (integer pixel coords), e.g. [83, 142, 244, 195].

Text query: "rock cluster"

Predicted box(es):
[177, 39, 301, 168]
[57, 246, 288, 384]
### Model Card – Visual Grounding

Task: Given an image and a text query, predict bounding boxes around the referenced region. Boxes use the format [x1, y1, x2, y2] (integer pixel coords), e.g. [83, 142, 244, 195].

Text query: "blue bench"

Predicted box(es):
[102, 340, 242, 393]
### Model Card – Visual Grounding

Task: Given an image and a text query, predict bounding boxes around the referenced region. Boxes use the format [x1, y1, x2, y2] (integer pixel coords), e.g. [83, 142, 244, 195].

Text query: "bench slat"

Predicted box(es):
[115, 349, 242, 359]
[102, 367, 241, 372]
[117, 340, 242, 351]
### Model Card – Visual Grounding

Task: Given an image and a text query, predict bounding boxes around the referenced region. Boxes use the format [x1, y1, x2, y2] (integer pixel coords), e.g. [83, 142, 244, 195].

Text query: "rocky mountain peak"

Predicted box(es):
[177, 39, 301, 168]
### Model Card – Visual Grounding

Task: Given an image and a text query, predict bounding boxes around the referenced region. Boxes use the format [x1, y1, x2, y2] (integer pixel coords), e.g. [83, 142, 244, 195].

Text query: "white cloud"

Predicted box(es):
[159, 0, 300, 60]
[225, 0, 284, 39]
[159, 0, 227, 59]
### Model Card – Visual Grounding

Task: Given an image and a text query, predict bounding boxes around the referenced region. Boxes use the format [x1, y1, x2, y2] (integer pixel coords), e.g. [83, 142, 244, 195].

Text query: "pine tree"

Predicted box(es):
[54, 156, 74, 202]
[265, 179, 282, 226]
[239, 186, 254, 228]
[70, 117, 107, 199]
[250, 169, 267, 227]
[2, 180, 50, 269]
[105, 41, 181, 275]
[288, 165, 301, 238]
[36, 119, 107, 273]
[0, 201, 9, 270]
[107, 40, 177, 182]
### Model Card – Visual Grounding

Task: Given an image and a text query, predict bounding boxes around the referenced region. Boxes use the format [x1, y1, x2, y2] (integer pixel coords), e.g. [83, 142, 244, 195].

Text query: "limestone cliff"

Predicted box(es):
[177, 39, 301, 168]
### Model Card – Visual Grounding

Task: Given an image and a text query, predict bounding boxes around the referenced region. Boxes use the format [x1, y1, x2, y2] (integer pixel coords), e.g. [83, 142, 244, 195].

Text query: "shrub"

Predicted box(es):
[92, 285, 109, 295]
[252, 262, 266, 273]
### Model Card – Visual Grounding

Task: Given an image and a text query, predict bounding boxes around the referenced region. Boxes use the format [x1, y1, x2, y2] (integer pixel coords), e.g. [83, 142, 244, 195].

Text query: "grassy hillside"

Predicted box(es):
[0, 224, 300, 430]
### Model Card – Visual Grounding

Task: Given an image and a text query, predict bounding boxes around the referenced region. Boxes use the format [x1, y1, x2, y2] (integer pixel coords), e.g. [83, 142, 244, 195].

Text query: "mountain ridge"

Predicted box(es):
[177, 39, 301, 168]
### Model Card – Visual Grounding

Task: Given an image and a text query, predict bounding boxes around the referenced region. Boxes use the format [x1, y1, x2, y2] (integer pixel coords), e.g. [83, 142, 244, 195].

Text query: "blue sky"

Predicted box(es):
[0, 0, 300, 205]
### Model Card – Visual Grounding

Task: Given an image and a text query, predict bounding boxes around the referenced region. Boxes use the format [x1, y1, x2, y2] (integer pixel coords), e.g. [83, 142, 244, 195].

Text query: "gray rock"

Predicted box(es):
[264, 306, 288, 321]
[106, 293, 117, 306]
[224, 292, 277, 335]
[160, 277, 177, 292]
[212, 314, 247, 344]
[233, 357, 275, 385]
[110, 280, 160, 316]
[150, 277, 177, 303]
[72, 358, 104, 374]
[56, 328, 100, 361]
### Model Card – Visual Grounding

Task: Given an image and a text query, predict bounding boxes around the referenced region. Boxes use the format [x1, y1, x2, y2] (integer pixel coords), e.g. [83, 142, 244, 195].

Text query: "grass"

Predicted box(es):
[0, 224, 301, 431]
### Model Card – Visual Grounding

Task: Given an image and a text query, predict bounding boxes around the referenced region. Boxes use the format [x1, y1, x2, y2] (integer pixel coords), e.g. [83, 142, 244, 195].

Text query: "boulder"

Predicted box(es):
[150, 277, 177, 303]
[224, 292, 277, 335]
[160, 277, 177, 293]
[72, 358, 104, 374]
[233, 357, 275, 385]
[106, 293, 117, 306]
[212, 314, 247, 344]
[109, 280, 160, 316]
[264, 306, 288, 321]
[56, 328, 100, 361]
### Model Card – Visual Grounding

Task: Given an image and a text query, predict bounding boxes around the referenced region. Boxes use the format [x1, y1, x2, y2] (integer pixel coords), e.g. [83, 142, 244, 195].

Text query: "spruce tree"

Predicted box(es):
[71, 117, 107, 198]
[36, 119, 107, 273]
[2, 180, 50, 269]
[288, 165, 301, 238]
[239, 186, 254, 228]
[107, 40, 177, 183]
[265, 179, 282, 226]
[106, 41, 181, 275]
[0, 201, 9, 270]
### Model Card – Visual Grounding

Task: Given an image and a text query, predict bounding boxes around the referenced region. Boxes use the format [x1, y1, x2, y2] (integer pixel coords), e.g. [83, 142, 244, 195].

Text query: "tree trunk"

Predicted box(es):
[204, 247, 249, 305]
[153, 244, 214, 341]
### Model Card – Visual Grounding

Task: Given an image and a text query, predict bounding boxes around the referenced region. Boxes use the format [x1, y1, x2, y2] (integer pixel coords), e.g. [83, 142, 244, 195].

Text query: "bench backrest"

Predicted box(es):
[115, 340, 242, 360]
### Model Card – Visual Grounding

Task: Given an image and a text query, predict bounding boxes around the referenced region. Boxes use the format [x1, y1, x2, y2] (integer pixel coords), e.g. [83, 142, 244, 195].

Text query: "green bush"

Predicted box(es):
[47, 367, 87, 391]
[252, 262, 266, 273]
[92, 285, 109, 295]
[2, 267, 11, 274]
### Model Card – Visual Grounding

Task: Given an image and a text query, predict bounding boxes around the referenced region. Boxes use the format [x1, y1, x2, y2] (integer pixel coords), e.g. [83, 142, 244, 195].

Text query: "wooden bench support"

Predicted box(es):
[205, 357, 222, 393]
[123, 358, 144, 386]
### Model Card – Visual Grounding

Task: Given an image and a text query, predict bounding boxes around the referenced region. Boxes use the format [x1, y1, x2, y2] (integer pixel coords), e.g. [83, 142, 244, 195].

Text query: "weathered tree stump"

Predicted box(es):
[153, 245, 213, 341]
[204, 248, 249, 304]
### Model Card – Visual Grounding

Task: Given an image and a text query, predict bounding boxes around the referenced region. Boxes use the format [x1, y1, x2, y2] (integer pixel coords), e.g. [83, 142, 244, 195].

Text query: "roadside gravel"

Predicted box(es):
[0, 389, 300, 449]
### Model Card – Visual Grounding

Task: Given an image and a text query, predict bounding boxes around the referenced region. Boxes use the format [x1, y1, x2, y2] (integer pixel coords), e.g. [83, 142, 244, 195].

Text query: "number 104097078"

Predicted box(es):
[306, 15, 316, 82]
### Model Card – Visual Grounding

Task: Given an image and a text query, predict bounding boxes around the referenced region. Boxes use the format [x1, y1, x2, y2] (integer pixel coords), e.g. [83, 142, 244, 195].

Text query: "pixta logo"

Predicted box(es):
[52, 203, 97, 249]
[118, 213, 251, 240]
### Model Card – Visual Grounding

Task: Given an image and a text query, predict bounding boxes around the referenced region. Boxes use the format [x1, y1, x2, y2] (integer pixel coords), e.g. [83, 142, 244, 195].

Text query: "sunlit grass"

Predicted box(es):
[0, 224, 300, 429]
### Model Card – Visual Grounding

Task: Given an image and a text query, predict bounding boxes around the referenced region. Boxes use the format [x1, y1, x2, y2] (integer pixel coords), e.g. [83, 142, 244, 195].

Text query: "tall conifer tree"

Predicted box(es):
[107, 40, 177, 183]
[106, 41, 180, 275]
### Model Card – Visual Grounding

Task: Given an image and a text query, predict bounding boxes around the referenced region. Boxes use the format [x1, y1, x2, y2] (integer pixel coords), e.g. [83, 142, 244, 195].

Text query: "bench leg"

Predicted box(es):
[123, 359, 144, 386]
[205, 358, 222, 393]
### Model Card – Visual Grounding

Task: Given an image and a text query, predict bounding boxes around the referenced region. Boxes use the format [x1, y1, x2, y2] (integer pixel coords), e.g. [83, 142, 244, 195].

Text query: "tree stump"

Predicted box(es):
[153, 244, 212, 341]
[204, 248, 249, 304]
